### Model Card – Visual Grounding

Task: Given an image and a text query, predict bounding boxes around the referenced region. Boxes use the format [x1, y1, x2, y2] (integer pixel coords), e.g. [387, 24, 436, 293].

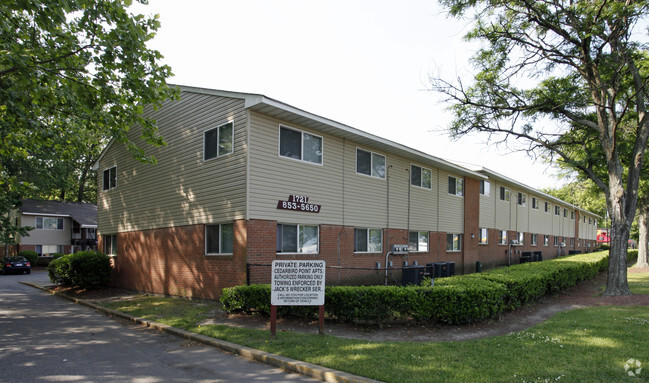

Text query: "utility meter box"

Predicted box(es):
[391, 244, 409, 255]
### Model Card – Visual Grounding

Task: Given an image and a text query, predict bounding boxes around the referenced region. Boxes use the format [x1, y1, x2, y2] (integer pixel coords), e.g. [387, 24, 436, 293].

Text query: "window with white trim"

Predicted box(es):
[446, 233, 462, 252]
[564, 208, 568, 218]
[555, 206, 561, 216]
[204, 121, 234, 160]
[411, 165, 432, 189]
[104, 234, 117, 256]
[356, 148, 385, 178]
[500, 186, 510, 201]
[479, 228, 488, 244]
[531, 233, 538, 246]
[554, 236, 559, 246]
[545, 201, 551, 213]
[408, 231, 429, 252]
[544, 235, 550, 246]
[279, 125, 322, 164]
[277, 224, 319, 253]
[532, 197, 539, 210]
[517, 232, 524, 245]
[448, 176, 464, 196]
[206, 223, 234, 254]
[36, 217, 63, 230]
[480, 180, 491, 196]
[518, 192, 526, 206]
[103, 166, 117, 191]
[354, 228, 382, 253]
[498, 230, 508, 245]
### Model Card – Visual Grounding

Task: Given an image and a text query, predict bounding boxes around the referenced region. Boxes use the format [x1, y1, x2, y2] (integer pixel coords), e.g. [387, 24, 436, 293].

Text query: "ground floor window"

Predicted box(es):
[498, 230, 508, 245]
[554, 236, 560, 246]
[205, 223, 234, 254]
[544, 235, 550, 246]
[35, 245, 64, 256]
[103, 234, 117, 256]
[531, 233, 538, 246]
[517, 232, 524, 245]
[408, 231, 429, 252]
[277, 224, 319, 254]
[479, 228, 488, 244]
[446, 233, 462, 252]
[354, 228, 382, 253]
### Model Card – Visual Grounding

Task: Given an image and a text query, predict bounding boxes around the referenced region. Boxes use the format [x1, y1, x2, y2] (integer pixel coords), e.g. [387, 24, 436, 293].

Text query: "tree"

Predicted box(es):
[0, 0, 178, 238]
[432, 0, 649, 295]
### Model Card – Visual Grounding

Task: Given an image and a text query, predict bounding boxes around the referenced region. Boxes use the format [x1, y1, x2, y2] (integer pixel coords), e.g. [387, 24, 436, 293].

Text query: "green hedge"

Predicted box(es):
[47, 251, 112, 289]
[221, 251, 611, 325]
[18, 250, 38, 265]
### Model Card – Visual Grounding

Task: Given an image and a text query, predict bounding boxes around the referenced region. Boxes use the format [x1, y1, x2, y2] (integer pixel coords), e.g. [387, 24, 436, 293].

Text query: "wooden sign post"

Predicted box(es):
[270, 260, 326, 338]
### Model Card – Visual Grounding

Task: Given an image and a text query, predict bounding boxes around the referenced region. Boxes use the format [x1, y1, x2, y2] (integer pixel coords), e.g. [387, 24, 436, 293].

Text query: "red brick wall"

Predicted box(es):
[107, 221, 247, 300]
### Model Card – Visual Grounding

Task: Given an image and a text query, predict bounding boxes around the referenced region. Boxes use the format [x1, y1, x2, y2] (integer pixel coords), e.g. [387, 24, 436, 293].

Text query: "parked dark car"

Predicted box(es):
[1, 256, 31, 275]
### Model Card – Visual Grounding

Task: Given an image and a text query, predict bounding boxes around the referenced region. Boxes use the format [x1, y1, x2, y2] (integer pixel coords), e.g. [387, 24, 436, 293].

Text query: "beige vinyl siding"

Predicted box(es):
[247, 112, 345, 225]
[437, 170, 463, 233]
[529, 197, 553, 234]
[494, 183, 513, 230]
[515, 191, 529, 234]
[20, 215, 71, 246]
[98, 92, 247, 234]
[406, 161, 439, 232]
[479, 181, 496, 229]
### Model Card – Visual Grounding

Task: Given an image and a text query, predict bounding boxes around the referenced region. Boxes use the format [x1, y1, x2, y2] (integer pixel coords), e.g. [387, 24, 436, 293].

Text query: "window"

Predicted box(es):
[279, 126, 322, 164]
[498, 230, 508, 245]
[479, 228, 488, 244]
[205, 223, 234, 254]
[555, 206, 561, 215]
[545, 202, 551, 213]
[571, 211, 575, 219]
[584, 216, 587, 223]
[103, 166, 117, 191]
[544, 235, 550, 246]
[104, 234, 117, 256]
[554, 236, 559, 246]
[448, 176, 464, 196]
[411, 165, 432, 189]
[277, 224, 319, 253]
[532, 197, 539, 210]
[204, 121, 234, 160]
[531, 233, 538, 246]
[518, 192, 526, 206]
[517, 232, 524, 245]
[354, 228, 382, 253]
[500, 186, 510, 201]
[408, 231, 429, 252]
[356, 148, 385, 178]
[446, 234, 462, 252]
[564, 208, 568, 218]
[480, 180, 491, 196]
[570, 238, 575, 247]
[37, 245, 64, 256]
[36, 217, 63, 230]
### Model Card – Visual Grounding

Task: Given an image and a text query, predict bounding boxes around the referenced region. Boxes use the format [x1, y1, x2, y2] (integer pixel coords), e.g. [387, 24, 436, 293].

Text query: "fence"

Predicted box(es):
[246, 262, 455, 287]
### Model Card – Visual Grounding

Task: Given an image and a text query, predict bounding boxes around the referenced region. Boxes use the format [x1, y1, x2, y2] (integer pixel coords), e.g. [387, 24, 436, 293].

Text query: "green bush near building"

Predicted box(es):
[221, 251, 621, 325]
[47, 251, 111, 289]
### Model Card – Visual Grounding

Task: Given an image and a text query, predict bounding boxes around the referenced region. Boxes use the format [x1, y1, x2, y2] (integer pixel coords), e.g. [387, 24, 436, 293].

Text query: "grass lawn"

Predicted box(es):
[102, 271, 649, 383]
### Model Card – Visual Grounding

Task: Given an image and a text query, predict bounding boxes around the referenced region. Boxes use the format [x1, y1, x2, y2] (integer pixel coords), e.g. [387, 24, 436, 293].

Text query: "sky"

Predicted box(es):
[130, 0, 567, 190]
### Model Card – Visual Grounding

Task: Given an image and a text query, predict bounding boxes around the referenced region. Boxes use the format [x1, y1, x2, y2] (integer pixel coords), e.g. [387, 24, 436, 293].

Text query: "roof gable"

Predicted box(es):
[20, 199, 97, 227]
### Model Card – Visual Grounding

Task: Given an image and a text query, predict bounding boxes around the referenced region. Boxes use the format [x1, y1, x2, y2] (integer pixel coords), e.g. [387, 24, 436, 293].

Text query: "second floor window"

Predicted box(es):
[500, 186, 510, 201]
[356, 148, 385, 178]
[448, 176, 464, 196]
[279, 126, 322, 164]
[518, 192, 526, 206]
[36, 217, 63, 230]
[480, 180, 491, 196]
[204, 121, 234, 160]
[103, 166, 117, 191]
[411, 165, 432, 189]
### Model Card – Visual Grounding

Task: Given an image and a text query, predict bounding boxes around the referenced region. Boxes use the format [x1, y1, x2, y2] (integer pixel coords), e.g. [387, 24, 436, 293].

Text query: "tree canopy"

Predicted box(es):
[0, 0, 177, 246]
[432, 0, 649, 295]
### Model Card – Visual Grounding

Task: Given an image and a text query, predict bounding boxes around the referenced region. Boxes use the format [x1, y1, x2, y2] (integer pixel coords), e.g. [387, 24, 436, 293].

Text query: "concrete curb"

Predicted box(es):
[21, 282, 382, 383]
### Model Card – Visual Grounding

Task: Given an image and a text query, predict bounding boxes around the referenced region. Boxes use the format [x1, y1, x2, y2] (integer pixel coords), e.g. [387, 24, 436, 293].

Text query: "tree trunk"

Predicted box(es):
[603, 174, 633, 296]
[636, 204, 649, 268]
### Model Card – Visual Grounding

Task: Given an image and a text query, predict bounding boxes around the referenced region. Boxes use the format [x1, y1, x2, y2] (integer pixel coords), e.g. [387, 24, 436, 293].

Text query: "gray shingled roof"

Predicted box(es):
[20, 199, 97, 228]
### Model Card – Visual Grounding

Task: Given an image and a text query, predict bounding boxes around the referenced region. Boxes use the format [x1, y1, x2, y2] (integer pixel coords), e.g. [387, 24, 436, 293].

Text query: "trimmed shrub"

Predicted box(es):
[48, 254, 73, 285]
[47, 251, 111, 289]
[18, 250, 38, 265]
[67, 251, 111, 289]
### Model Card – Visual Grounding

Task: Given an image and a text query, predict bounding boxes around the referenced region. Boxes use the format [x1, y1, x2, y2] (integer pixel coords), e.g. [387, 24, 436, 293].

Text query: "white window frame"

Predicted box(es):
[479, 228, 488, 244]
[35, 217, 64, 231]
[545, 201, 551, 213]
[446, 233, 462, 252]
[103, 166, 117, 191]
[498, 230, 508, 245]
[104, 234, 117, 256]
[410, 164, 432, 189]
[531, 233, 538, 246]
[532, 197, 539, 210]
[555, 206, 561, 216]
[205, 223, 234, 255]
[544, 234, 550, 246]
[204, 121, 234, 161]
[480, 180, 491, 196]
[356, 148, 386, 179]
[278, 125, 323, 165]
[554, 236, 559, 246]
[354, 228, 383, 253]
[408, 231, 429, 252]
[517, 232, 524, 245]
[500, 186, 510, 202]
[448, 176, 464, 197]
[276, 224, 319, 254]
[518, 192, 526, 207]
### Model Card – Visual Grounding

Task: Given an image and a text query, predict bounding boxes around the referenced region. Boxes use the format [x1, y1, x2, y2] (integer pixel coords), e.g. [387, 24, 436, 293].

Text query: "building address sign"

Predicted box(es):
[277, 195, 321, 213]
